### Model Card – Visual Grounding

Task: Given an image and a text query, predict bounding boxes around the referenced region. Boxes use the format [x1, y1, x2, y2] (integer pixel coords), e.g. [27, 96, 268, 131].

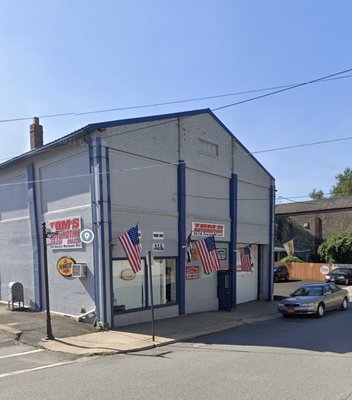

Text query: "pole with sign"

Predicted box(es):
[41, 222, 55, 341]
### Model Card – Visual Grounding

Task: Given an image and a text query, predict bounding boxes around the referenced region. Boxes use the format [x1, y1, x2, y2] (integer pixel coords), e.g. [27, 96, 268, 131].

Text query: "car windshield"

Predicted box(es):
[292, 286, 323, 297]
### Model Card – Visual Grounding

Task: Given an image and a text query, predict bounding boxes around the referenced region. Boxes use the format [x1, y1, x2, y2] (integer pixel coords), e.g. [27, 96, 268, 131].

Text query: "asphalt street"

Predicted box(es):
[1, 306, 352, 400]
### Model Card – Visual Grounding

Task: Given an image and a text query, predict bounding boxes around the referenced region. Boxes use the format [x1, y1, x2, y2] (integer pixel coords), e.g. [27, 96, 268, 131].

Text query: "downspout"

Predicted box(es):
[177, 160, 186, 315]
[229, 173, 238, 308]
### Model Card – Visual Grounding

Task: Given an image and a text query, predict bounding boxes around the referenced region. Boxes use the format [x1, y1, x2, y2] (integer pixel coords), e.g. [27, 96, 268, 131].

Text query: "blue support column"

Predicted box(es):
[105, 146, 114, 327]
[268, 183, 275, 300]
[96, 137, 107, 325]
[229, 174, 238, 308]
[89, 139, 100, 321]
[177, 160, 186, 315]
[27, 164, 42, 310]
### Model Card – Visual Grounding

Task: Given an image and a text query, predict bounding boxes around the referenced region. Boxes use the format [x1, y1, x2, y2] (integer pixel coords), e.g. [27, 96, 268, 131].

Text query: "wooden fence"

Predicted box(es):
[274, 262, 335, 281]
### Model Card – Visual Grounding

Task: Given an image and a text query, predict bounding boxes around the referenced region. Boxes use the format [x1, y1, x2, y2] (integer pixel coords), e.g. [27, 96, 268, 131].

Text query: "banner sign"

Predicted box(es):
[49, 217, 82, 249]
[191, 222, 225, 237]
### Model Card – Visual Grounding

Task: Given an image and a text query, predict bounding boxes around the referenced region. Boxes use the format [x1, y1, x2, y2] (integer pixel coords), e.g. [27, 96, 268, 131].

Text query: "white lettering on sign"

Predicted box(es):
[48, 217, 82, 249]
[153, 232, 165, 240]
[153, 243, 165, 252]
[191, 222, 225, 237]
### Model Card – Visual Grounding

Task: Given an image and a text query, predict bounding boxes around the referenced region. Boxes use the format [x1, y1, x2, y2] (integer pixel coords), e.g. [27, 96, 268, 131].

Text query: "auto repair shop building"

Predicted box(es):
[0, 109, 275, 328]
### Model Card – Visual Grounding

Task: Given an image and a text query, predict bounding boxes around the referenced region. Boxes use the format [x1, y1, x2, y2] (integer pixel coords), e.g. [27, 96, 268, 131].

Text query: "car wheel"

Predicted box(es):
[285, 275, 289, 281]
[282, 313, 290, 318]
[340, 297, 349, 311]
[316, 303, 325, 318]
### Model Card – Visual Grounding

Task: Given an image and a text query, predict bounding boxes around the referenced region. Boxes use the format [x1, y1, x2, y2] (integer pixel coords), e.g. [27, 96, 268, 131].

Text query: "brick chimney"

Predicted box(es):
[30, 117, 43, 150]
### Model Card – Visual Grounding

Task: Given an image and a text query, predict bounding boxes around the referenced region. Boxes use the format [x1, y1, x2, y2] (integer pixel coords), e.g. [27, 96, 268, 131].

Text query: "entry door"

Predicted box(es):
[217, 270, 232, 311]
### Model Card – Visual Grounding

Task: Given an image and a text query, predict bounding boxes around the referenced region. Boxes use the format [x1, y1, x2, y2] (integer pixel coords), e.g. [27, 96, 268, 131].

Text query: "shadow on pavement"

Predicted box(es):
[190, 306, 352, 355]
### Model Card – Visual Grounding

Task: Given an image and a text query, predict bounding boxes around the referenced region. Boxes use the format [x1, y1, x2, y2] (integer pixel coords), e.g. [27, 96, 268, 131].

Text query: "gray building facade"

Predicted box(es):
[0, 109, 274, 328]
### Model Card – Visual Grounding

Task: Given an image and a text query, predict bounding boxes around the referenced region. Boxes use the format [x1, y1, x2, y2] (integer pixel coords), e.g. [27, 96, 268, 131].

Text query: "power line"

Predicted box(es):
[251, 136, 352, 155]
[213, 67, 352, 111]
[0, 71, 351, 124]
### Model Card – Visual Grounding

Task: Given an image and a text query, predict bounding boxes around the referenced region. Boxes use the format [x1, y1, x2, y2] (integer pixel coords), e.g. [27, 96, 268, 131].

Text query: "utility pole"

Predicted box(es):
[42, 221, 55, 341]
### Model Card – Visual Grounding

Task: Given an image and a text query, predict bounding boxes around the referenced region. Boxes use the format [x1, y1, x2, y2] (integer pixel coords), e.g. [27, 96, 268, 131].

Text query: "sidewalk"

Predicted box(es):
[0, 300, 279, 356]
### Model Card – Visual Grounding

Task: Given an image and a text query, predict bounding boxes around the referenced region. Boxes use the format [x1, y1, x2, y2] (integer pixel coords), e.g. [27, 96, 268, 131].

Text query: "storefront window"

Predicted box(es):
[112, 259, 146, 311]
[112, 258, 177, 312]
[149, 258, 176, 306]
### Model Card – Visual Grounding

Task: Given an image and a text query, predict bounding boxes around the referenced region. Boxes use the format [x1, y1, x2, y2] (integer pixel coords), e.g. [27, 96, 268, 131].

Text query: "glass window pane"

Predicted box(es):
[149, 258, 177, 306]
[112, 259, 146, 311]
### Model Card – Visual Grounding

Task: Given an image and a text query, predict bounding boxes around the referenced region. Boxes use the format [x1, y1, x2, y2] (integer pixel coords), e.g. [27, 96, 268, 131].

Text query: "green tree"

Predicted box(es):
[309, 188, 325, 200]
[331, 167, 352, 196]
[318, 231, 352, 263]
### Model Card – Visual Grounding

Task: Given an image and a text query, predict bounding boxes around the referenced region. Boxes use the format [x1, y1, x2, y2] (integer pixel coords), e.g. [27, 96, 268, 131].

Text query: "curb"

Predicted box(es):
[40, 313, 280, 356]
[0, 324, 22, 340]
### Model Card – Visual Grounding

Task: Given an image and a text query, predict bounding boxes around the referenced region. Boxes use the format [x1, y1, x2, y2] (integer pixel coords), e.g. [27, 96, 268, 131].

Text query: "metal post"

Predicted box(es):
[42, 222, 54, 341]
[148, 251, 155, 342]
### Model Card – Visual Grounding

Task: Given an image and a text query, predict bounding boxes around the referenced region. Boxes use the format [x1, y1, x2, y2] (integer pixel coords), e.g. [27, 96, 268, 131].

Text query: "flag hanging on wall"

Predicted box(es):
[186, 232, 193, 263]
[118, 225, 141, 274]
[195, 236, 221, 274]
[240, 246, 252, 272]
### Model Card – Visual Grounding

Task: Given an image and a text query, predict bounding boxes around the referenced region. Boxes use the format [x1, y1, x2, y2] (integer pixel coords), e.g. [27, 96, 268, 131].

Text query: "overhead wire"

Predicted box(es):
[0, 68, 352, 202]
[0, 69, 351, 124]
[0, 66, 351, 165]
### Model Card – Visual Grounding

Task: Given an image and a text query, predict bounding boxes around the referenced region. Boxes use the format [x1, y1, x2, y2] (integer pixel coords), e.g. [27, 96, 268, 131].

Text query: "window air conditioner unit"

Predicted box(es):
[71, 263, 88, 278]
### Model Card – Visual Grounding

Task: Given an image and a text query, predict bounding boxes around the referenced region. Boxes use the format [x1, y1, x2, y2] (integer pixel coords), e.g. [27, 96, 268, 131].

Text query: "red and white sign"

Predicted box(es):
[48, 217, 82, 249]
[191, 222, 225, 237]
[186, 266, 200, 280]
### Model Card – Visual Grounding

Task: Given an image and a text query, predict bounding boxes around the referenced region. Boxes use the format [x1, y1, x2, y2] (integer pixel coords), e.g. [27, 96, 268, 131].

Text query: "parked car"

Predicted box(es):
[274, 265, 289, 282]
[277, 283, 349, 318]
[325, 267, 352, 285]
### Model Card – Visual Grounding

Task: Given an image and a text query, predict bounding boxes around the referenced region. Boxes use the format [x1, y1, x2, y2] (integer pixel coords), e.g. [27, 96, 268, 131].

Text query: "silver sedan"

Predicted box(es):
[277, 283, 349, 318]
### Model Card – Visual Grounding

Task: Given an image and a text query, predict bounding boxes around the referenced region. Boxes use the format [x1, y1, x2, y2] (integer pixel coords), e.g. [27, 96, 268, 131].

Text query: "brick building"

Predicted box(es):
[275, 196, 352, 261]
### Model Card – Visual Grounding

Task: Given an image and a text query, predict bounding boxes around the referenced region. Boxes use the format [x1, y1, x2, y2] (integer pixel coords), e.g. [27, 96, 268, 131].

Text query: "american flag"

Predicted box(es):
[118, 225, 141, 274]
[186, 232, 192, 263]
[240, 246, 252, 272]
[195, 236, 220, 274]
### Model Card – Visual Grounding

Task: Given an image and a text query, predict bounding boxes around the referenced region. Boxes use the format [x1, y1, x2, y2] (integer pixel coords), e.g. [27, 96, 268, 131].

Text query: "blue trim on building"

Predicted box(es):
[27, 164, 42, 310]
[96, 137, 107, 325]
[268, 183, 275, 300]
[83, 109, 210, 133]
[0, 109, 210, 172]
[0, 108, 273, 184]
[105, 146, 114, 327]
[229, 174, 238, 308]
[177, 160, 186, 315]
[89, 139, 100, 320]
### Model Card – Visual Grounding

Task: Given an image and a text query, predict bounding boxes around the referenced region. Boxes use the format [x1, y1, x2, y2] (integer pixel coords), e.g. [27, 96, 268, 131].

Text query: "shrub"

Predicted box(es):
[279, 255, 304, 263]
[318, 231, 352, 263]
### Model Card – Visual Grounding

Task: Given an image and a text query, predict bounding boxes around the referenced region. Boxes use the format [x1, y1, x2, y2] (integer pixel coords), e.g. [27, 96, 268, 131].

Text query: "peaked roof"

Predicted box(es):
[0, 108, 274, 179]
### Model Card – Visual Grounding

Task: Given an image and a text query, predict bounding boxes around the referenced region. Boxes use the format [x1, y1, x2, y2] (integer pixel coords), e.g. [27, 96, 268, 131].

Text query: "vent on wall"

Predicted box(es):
[199, 139, 218, 157]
